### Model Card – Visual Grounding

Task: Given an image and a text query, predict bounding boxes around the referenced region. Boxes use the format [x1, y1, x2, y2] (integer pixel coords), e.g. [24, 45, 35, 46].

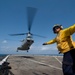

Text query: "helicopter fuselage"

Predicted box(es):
[17, 38, 34, 52]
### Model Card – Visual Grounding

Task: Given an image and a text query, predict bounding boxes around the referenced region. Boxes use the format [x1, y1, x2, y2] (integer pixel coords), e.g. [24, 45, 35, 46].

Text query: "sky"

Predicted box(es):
[0, 0, 75, 54]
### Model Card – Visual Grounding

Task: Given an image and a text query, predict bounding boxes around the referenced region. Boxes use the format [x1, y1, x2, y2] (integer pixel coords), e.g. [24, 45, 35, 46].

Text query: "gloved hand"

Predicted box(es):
[42, 43, 47, 45]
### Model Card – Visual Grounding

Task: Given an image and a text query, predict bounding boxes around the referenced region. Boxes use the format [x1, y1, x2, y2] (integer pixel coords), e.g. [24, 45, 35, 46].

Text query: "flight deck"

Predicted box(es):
[7, 55, 63, 75]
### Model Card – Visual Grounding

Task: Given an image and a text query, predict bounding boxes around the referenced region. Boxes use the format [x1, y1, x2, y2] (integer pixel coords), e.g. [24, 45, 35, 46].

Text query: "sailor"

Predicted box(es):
[43, 24, 75, 75]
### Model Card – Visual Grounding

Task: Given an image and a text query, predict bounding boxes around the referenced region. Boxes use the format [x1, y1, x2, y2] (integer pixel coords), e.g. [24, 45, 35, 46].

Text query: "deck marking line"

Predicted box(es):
[29, 59, 62, 70]
[0, 55, 10, 65]
[53, 56, 62, 64]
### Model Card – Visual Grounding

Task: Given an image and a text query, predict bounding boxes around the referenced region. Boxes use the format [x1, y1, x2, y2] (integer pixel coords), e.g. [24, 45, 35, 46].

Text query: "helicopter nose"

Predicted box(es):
[17, 47, 21, 50]
[27, 40, 34, 43]
[27, 40, 31, 42]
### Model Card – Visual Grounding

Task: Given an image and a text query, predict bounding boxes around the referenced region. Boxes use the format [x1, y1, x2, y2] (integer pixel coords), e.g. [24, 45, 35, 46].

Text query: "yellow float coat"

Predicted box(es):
[46, 24, 75, 53]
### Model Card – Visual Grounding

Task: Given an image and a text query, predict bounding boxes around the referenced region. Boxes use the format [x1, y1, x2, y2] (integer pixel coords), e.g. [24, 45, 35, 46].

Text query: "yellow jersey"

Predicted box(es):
[46, 24, 75, 53]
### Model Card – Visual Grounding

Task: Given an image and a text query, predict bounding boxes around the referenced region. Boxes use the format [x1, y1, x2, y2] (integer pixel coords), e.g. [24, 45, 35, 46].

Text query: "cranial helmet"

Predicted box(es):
[53, 24, 63, 33]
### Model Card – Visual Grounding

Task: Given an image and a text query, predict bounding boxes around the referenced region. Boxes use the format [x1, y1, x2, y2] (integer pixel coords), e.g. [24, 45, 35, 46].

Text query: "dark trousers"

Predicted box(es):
[62, 49, 75, 75]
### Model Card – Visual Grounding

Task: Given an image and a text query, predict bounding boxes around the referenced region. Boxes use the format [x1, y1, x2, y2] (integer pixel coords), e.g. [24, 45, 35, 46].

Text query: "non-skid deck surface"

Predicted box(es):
[8, 55, 63, 75]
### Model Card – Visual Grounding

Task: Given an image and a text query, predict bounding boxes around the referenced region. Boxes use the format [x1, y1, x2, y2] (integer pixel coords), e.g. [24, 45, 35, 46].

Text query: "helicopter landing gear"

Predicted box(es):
[27, 50, 28, 52]
[16, 49, 18, 52]
[27, 47, 29, 52]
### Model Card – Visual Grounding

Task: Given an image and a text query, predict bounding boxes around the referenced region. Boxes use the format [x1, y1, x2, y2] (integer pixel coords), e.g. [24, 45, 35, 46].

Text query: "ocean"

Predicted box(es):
[0, 54, 8, 61]
[0, 53, 63, 61]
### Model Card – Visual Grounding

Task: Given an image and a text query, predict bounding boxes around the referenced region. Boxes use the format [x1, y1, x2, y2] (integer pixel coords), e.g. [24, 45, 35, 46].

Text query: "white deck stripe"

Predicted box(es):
[0, 55, 9, 65]
[53, 56, 62, 64]
[29, 59, 62, 70]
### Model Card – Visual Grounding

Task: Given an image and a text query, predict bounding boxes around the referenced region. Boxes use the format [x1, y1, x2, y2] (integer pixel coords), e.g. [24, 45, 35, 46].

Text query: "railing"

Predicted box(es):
[0, 55, 9, 65]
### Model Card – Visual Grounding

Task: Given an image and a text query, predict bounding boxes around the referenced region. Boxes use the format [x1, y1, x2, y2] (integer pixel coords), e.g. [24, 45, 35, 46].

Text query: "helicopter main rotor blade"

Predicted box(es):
[4, 39, 21, 41]
[32, 34, 46, 38]
[9, 33, 27, 36]
[27, 7, 38, 32]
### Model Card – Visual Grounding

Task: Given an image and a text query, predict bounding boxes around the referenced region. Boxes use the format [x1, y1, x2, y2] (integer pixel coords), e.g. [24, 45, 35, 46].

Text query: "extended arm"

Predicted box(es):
[64, 24, 75, 36]
[43, 38, 56, 45]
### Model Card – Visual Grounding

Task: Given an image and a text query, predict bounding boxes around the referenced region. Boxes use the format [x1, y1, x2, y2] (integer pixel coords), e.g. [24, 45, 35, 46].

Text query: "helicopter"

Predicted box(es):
[9, 7, 46, 52]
